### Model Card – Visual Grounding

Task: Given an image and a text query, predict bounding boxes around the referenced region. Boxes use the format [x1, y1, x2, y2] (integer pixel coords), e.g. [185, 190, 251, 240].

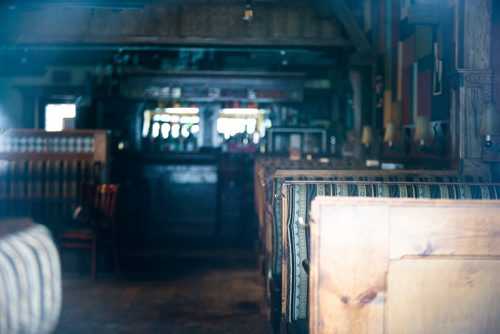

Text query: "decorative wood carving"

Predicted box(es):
[461, 85, 484, 159]
[462, 158, 491, 175]
[451, 0, 495, 167]
[463, 0, 491, 69]
[459, 70, 494, 91]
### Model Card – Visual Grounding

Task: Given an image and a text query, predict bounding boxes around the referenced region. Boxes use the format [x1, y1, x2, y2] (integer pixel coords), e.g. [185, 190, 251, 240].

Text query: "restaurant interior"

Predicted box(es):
[1, 0, 500, 333]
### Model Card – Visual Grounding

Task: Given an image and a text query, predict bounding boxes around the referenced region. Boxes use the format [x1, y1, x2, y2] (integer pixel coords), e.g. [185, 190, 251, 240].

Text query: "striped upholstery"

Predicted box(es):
[270, 174, 490, 282]
[0, 218, 62, 334]
[254, 157, 357, 228]
[282, 181, 500, 322]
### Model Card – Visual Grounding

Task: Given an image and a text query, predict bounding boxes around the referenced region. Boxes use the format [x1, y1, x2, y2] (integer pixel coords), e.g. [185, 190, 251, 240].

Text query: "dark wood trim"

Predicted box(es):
[329, 0, 371, 52]
[124, 69, 307, 79]
[4, 36, 350, 48]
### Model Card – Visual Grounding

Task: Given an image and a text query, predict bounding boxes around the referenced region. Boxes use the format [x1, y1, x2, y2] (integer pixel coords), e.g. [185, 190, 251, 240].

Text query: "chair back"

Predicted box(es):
[94, 184, 119, 221]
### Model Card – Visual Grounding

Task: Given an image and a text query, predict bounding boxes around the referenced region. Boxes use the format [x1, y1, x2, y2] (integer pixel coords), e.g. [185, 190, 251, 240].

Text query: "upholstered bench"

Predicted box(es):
[281, 181, 500, 333]
[269, 171, 489, 285]
[0, 218, 62, 334]
[254, 158, 357, 239]
[262, 170, 489, 330]
[253, 158, 358, 318]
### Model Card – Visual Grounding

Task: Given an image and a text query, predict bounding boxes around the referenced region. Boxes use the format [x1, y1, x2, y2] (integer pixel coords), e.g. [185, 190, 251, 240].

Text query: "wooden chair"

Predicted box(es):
[94, 184, 121, 277]
[58, 183, 120, 279]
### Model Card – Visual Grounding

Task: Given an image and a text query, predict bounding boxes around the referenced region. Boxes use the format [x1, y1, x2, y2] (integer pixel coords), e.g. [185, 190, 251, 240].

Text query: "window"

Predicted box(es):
[217, 108, 266, 143]
[45, 104, 76, 131]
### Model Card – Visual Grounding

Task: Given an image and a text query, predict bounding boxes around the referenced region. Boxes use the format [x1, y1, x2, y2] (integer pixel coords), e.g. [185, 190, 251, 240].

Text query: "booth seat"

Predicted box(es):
[280, 181, 500, 332]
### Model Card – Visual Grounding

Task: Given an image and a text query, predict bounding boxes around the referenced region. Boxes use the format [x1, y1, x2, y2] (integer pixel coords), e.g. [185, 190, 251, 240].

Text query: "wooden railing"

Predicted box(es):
[0, 129, 108, 231]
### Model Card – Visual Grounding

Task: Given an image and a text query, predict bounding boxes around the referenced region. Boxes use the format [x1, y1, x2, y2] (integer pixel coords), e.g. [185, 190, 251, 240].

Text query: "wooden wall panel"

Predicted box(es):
[415, 25, 432, 61]
[88, 9, 115, 37]
[303, 9, 320, 38]
[387, 260, 500, 334]
[181, 4, 205, 38]
[285, 5, 301, 38]
[417, 69, 431, 118]
[310, 203, 389, 334]
[0, 2, 349, 47]
[461, 85, 485, 160]
[390, 205, 500, 259]
[402, 67, 411, 124]
[492, 8, 500, 105]
[322, 18, 337, 40]
[247, 3, 271, 38]
[121, 9, 145, 37]
[271, 6, 287, 38]
[155, 5, 182, 37]
[463, 0, 491, 69]
[310, 198, 500, 334]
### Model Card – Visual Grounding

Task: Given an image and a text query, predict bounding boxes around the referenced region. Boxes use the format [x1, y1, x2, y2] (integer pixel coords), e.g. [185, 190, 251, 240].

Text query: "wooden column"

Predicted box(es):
[451, 0, 492, 173]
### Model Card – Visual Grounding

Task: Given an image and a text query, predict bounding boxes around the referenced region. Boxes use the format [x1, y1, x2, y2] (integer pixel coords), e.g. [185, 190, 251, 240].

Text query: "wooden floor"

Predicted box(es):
[55, 247, 270, 334]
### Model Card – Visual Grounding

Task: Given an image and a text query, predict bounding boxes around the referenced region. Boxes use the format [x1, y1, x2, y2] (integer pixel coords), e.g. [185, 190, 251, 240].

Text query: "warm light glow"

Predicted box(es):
[217, 118, 257, 139]
[414, 116, 434, 144]
[180, 116, 200, 124]
[171, 124, 180, 138]
[151, 123, 160, 138]
[361, 125, 373, 146]
[152, 114, 199, 124]
[181, 125, 190, 138]
[219, 108, 263, 116]
[253, 132, 260, 144]
[191, 124, 200, 134]
[480, 102, 500, 136]
[384, 122, 396, 144]
[143, 111, 151, 137]
[161, 123, 171, 138]
[45, 104, 76, 132]
[165, 108, 199, 115]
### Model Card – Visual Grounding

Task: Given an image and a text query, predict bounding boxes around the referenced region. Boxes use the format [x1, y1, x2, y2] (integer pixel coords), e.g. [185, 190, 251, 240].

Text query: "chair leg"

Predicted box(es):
[91, 236, 97, 280]
[111, 232, 121, 276]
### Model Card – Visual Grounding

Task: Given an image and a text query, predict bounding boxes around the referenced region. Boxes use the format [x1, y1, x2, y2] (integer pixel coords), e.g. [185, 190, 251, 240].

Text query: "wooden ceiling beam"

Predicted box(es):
[1, 0, 148, 9]
[328, 0, 371, 53]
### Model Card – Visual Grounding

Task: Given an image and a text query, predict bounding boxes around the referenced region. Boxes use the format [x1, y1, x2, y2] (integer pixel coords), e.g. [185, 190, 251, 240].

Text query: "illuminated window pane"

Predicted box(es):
[171, 124, 180, 138]
[181, 125, 190, 138]
[45, 104, 76, 132]
[217, 117, 257, 139]
[180, 116, 200, 124]
[161, 123, 171, 139]
[191, 124, 200, 134]
[151, 122, 160, 138]
[143, 111, 151, 137]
